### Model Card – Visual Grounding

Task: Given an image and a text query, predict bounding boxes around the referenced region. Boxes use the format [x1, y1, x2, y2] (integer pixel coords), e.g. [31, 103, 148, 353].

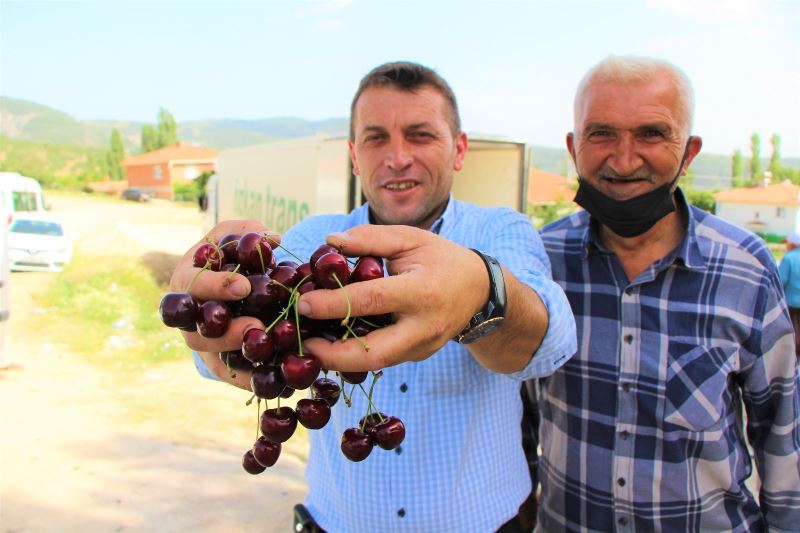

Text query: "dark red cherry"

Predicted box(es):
[310, 245, 339, 271]
[339, 371, 368, 385]
[373, 416, 405, 450]
[159, 292, 198, 329]
[297, 279, 320, 295]
[359, 412, 386, 439]
[311, 377, 341, 407]
[250, 365, 286, 400]
[279, 386, 295, 399]
[218, 233, 241, 264]
[252, 436, 281, 467]
[349, 255, 384, 283]
[297, 262, 312, 280]
[193, 242, 224, 271]
[314, 252, 350, 290]
[242, 449, 266, 474]
[196, 300, 230, 338]
[236, 232, 274, 274]
[220, 350, 253, 371]
[295, 398, 331, 429]
[260, 406, 297, 443]
[341, 428, 374, 462]
[270, 265, 301, 305]
[242, 328, 275, 364]
[281, 352, 322, 390]
[271, 319, 299, 353]
[242, 274, 281, 319]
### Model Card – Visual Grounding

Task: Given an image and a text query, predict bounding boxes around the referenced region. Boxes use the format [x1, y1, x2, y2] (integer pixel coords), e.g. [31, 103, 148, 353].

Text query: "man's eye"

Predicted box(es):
[409, 131, 433, 140]
[364, 134, 385, 143]
[588, 130, 610, 138]
[641, 130, 665, 138]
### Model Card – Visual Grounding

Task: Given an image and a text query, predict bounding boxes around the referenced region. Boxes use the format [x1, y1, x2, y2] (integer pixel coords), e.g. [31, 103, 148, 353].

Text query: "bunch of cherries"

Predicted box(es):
[159, 231, 406, 474]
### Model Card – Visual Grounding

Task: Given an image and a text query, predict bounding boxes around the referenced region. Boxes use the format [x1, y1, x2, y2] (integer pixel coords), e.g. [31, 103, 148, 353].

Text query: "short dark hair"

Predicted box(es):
[349, 61, 461, 141]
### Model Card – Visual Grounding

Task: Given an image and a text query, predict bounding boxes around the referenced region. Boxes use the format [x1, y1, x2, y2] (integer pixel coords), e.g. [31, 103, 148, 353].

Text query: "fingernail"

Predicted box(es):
[298, 299, 311, 316]
[229, 279, 249, 298]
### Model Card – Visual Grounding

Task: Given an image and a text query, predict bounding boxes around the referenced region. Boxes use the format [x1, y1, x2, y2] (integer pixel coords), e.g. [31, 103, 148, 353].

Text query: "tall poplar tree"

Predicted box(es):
[731, 149, 744, 188]
[141, 125, 159, 153]
[750, 133, 762, 185]
[107, 128, 126, 180]
[770, 133, 782, 177]
[157, 108, 178, 148]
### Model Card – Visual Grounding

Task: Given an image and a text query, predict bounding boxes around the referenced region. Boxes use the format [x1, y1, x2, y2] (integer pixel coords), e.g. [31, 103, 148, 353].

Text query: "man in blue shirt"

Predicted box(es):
[537, 55, 800, 532]
[779, 232, 800, 362]
[170, 62, 576, 532]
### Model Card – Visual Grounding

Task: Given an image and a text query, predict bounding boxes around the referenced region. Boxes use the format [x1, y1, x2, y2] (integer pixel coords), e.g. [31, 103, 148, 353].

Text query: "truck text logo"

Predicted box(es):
[233, 183, 310, 234]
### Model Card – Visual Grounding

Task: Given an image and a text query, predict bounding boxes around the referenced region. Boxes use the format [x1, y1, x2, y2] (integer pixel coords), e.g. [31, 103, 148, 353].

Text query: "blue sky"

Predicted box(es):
[2, 0, 798, 157]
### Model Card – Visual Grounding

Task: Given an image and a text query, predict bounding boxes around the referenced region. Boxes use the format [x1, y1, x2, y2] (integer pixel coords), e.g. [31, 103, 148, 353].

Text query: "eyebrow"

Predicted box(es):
[583, 122, 673, 133]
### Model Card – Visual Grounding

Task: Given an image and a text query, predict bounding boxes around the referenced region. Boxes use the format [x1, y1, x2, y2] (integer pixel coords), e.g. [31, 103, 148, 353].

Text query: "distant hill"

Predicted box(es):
[1, 96, 797, 189]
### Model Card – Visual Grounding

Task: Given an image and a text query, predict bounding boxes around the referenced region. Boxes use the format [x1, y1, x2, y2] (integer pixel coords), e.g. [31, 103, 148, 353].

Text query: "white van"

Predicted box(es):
[0, 172, 46, 224]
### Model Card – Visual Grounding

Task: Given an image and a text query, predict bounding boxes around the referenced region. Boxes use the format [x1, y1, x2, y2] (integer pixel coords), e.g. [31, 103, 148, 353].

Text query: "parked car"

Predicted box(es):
[121, 188, 152, 202]
[8, 213, 73, 272]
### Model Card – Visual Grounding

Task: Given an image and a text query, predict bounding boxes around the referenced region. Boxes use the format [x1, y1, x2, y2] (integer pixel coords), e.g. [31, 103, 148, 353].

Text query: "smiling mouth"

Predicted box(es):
[384, 181, 417, 191]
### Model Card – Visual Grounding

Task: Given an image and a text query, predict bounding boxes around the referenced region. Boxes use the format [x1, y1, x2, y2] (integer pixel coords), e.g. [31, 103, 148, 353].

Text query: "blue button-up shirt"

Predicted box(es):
[779, 248, 800, 309]
[538, 190, 800, 533]
[195, 196, 576, 532]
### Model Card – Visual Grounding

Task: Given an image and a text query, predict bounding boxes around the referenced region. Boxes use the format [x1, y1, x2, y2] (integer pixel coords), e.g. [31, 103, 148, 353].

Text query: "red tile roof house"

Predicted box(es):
[714, 180, 800, 236]
[527, 168, 577, 207]
[121, 142, 218, 200]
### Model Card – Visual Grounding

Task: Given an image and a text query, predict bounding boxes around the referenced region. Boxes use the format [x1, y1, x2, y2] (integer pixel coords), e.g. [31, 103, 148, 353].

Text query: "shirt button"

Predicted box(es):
[620, 430, 630, 440]
[395, 446, 402, 455]
[623, 334, 633, 344]
[622, 382, 631, 392]
[618, 516, 629, 526]
[399, 383, 408, 393]
[397, 508, 406, 518]
[617, 477, 626, 487]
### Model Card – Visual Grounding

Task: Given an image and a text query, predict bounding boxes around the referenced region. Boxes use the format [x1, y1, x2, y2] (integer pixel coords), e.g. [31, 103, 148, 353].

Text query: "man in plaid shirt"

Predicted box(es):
[536, 55, 800, 532]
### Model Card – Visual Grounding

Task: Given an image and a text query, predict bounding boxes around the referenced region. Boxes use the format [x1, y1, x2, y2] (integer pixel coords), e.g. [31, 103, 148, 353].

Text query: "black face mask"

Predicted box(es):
[573, 138, 693, 238]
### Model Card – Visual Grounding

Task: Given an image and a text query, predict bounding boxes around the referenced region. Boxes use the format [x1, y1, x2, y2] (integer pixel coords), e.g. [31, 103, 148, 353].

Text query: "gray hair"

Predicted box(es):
[574, 55, 695, 136]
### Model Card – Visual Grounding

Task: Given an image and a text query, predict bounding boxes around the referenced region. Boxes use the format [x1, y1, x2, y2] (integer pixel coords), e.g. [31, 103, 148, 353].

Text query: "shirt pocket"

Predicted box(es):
[662, 342, 739, 432]
[422, 343, 482, 395]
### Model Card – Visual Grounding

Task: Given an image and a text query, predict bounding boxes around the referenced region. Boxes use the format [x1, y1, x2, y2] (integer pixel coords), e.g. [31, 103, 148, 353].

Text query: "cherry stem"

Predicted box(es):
[332, 274, 351, 327]
[183, 262, 209, 293]
[341, 321, 370, 352]
[245, 392, 256, 406]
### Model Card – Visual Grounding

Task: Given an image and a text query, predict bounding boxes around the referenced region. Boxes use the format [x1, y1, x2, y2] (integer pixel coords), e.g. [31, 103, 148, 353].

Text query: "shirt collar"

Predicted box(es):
[581, 187, 707, 271]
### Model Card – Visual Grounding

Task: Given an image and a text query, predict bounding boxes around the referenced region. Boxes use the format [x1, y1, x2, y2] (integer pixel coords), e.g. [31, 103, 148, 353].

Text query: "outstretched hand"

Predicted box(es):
[169, 219, 281, 389]
[298, 225, 489, 371]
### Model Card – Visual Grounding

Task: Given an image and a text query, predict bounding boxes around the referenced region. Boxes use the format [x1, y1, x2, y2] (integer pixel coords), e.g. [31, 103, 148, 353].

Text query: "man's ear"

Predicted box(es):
[680, 135, 703, 175]
[452, 132, 469, 172]
[566, 132, 577, 164]
[348, 140, 360, 176]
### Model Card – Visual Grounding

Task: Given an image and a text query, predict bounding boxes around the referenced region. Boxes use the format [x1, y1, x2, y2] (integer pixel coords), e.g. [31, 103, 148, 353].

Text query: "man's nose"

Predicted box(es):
[385, 138, 413, 171]
[607, 134, 644, 176]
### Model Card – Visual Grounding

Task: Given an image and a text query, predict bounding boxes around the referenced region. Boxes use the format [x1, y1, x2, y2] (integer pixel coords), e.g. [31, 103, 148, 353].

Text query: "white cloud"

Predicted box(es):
[294, 0, 354, 18]
[315, 19, 344, 30]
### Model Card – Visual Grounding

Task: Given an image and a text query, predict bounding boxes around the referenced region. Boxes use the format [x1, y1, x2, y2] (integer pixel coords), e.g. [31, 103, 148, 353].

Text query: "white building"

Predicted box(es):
[714, 180, 800, 236]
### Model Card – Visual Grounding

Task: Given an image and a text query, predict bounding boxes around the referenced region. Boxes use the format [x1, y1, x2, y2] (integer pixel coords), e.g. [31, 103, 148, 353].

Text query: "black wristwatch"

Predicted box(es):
[455, 249, 507, 344]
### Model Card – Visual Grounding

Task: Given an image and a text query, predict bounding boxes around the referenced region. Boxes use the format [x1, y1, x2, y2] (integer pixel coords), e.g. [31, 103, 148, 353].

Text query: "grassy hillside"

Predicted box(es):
[0, 135, 111, 188]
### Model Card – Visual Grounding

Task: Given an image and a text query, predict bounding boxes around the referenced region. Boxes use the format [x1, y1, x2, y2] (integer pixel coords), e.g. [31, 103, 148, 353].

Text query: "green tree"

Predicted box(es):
[769, 133, 782, 177]
[731, 149, 744, 187]
[157, 107, 178, 148]
[141, 125, 158, 153]
[107, 129, 125, 180]
[750, 132, 762, 185]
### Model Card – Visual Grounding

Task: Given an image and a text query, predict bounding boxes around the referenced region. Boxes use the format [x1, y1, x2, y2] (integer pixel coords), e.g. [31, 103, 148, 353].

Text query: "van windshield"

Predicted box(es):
[10, 219, 64, 237]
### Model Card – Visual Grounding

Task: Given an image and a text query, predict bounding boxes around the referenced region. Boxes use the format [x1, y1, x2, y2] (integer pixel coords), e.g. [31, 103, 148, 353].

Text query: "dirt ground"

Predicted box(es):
[0, 194, 307, 532]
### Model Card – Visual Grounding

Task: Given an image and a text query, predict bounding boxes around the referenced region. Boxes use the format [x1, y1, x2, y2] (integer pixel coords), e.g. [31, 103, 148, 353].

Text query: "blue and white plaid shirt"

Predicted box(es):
[538, 189, 800, 533]
[195, 196, 576, 532]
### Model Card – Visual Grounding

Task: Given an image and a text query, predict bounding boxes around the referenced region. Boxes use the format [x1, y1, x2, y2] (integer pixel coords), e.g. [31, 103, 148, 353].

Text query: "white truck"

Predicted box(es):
[202, 134, 530, 233]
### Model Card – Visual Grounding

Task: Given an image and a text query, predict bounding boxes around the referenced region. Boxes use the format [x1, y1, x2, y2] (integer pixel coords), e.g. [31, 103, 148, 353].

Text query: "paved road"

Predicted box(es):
[0, 194, 307, 532]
